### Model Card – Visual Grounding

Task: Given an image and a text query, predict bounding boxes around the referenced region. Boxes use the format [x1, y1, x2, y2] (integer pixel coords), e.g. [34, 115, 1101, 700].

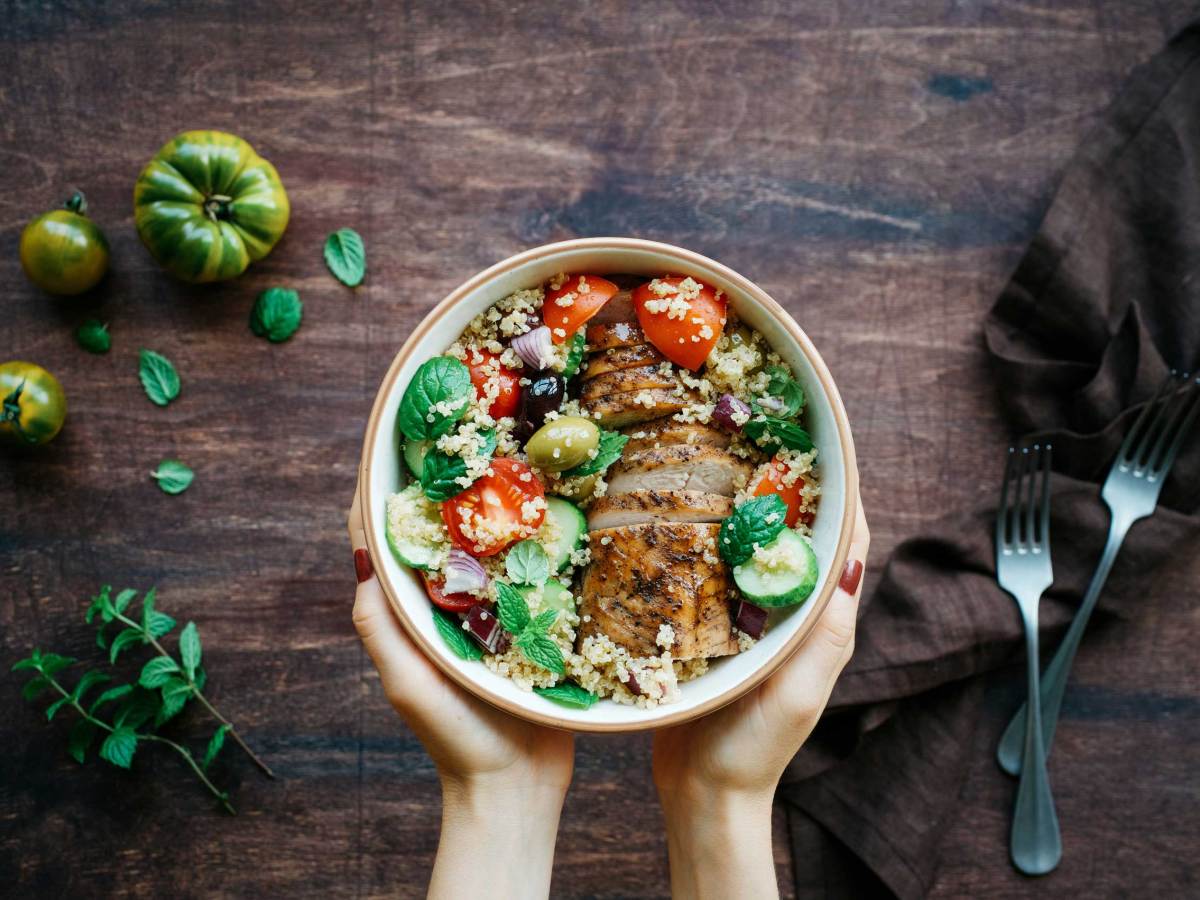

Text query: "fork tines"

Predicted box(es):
[997, 444, 1053, 553]
[1119, 372, 1200, 480]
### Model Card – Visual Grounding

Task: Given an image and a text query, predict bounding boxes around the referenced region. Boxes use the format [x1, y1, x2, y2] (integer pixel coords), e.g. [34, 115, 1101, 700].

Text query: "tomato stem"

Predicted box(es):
[203, 194, 234, 222]
[1, 381, 35, 444]
[64, 191, 87, 215]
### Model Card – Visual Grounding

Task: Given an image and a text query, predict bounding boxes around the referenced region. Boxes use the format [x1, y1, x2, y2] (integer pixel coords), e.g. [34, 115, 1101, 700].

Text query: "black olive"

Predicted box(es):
[516, 369, 565, 442]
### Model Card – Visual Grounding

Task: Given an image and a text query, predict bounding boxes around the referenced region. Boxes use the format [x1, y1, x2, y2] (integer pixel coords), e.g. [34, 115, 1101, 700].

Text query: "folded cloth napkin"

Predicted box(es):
[779, 22, 1200, 899]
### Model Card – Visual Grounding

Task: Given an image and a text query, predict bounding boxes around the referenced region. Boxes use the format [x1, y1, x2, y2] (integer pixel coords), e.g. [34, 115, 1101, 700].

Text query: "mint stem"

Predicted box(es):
[113, 610, 275, 779]
[41, 670, 235, 814]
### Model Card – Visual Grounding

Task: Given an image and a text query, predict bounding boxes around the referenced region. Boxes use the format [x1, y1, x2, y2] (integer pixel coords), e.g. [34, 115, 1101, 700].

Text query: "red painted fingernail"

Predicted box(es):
[354, 548, 374, 584]
[839, 559, 863, 595]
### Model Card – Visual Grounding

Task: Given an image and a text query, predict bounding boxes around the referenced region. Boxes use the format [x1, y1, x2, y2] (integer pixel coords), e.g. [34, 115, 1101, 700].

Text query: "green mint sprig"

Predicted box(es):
[495, 582, 564, 674]
[12, 585, 273, 814]
[718, 494, 789, 566]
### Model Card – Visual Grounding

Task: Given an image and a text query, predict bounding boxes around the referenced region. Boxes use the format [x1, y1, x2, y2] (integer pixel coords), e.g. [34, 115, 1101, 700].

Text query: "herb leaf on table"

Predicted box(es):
[151, 459, 194, 495]
[324, 228, 366, 287]
[76, 319, 111, 354]
[138, 350, 180, 406]
[250, 287, 303, 342]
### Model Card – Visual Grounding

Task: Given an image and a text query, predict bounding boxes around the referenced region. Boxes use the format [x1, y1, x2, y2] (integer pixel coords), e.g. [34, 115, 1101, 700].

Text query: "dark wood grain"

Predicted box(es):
[2, 1, 1197, 897]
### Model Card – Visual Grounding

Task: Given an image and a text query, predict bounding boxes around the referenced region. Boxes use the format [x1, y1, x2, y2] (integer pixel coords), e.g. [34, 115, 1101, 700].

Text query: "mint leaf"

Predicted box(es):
[76, 319, 111, 354]
[743, 416, 813, 453]
[202, 724, 230, 771]
[535, 682, 598, 709]
[505, 540, 550, 586]
[113, 588, 138, 615]
[561, 332, 586, 377]
[718, 494, 789, 566]
[156, 677, 192, 725]
[398, 356, 473, 441]
[39, 653, 75, 676]
[420, 429, 496, 502]
[21, 676, 51, 701]
[109, 628, 144, 664]
[112, 690, 160, 731]
[324, 228, 366, 287]
[141, 589, 175, 639]
[495, 581, 531, 634]
[11, 655, 42, 673]
[45, 695, 70, 721]
[151, 459, 194, 495]
[565, 429, 627, 478]
[250, 287, 303, 342]
[515, 629, 565, 674]
[179, 622, 201, 678]
[139, 656, 181, 689]
[529, 609, 558, 633]
[753, 366, 804, 418]
[90, 684, 133, 714]
[99, 727, 138, 769]
[138, 349, 180, 406]
[70, 670, 111, 704]
[85, 586, 111, 624]
[432, 608, 483, 661]
[68, 719, 99, 764]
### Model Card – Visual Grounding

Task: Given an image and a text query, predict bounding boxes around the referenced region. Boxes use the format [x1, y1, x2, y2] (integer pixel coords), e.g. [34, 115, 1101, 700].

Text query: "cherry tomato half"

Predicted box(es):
[543, 275, 618, 344]
[421, 573, 478, 613]
[441, 458, 546, 557]
[632, 276, 726, 371]
[751, 456, 814, 528]
[466, 350, 521, 419]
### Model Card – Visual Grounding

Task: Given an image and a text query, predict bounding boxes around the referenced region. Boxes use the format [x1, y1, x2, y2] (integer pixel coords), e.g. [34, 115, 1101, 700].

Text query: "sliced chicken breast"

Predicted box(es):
[583, 344, 665, 380]
[579, 523, 739, 659]
[587, 490, 734, 530]
[583, 387, 695, 429]
[586, 320, 646, 351]
[590, 289, 635, 325]
[606, 444, 753, 496]
[620, 420, 732, 455]
[580, 364, 679, 405]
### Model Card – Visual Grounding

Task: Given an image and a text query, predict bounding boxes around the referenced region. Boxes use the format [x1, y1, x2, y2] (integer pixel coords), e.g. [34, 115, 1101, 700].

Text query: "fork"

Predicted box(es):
[997, 373, 1200, 778]
[996, 443, 1062, 875]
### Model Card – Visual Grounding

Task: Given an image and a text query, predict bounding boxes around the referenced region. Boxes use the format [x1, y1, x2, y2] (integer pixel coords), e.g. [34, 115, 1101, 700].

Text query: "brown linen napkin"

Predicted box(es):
[778, 22, 1200, 899]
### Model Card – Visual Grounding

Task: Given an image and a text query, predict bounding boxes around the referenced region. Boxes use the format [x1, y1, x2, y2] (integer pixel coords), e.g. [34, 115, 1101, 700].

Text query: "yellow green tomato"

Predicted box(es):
[525, 416, 600, 471]
[133, 130, 290, 283]
[19, 193, 109, 295]
[0, 361, 67, 446]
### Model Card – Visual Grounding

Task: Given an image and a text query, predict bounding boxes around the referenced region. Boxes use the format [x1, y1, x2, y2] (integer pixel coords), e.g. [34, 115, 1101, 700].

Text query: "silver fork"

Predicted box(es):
[997, 373, 1200, 778]
[996, 443, 1061, 875]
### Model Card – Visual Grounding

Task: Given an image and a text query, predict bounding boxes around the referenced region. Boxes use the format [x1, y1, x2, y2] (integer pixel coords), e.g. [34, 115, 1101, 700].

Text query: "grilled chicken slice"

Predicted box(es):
[620, 420, 732, 455]
[590, 289, 635, 325]
[579, 523, 738, 659]
[586, 320, 646, 351]
[583, 343, 665, 380]
[606, 444, 753, 496]
[580, 364, 679, 405]
[587, 490, 734, 530]
[583, 387, 695, 429]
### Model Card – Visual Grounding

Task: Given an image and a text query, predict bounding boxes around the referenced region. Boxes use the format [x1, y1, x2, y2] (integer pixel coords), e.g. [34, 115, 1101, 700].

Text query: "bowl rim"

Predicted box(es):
[358, 237, 858, 732]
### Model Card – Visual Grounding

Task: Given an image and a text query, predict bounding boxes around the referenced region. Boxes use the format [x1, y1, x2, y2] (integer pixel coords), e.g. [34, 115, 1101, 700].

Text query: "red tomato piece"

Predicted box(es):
[631, 276, 726, 371]
[751, 456, 812, 528]
[441, 458, 546, 557]
[421, 573, 477, 613]
[543, 275, 619, 344]
[466, 350, 521, 419]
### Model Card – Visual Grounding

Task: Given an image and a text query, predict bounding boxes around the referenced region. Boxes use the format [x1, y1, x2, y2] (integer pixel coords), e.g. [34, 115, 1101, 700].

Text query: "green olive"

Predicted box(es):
[525, 415, 599, 471]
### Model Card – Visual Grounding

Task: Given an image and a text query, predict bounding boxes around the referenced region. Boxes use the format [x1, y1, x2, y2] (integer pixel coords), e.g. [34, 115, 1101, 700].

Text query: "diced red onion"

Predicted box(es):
[623, 669, 643, 696]
[734, 600, 768, 639]
[442, 548, 489, 595]
[465, 605, 503, 653]
[511, 325, 555, 370]
[712, 394, 752, 433]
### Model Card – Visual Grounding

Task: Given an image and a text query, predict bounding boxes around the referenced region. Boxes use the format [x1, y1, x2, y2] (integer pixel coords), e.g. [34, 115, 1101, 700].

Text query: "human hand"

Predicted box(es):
[349, 486, 574, 900]
[652, 496, 870, 900]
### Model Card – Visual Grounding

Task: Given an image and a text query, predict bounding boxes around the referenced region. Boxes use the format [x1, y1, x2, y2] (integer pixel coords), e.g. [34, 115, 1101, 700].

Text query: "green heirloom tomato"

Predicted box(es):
[0, 361, 67, 446]
[133, 130, 290, 283]
[20, 192, 109, 295]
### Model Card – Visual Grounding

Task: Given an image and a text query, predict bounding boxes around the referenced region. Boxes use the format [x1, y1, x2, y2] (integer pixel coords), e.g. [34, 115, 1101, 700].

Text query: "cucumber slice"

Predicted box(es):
[732, 528, 818, 607]
[542, 497, 587, 571]
[518, 578, 575, 617]
[403, 439, 431, 479]
[385, 484, 445, 571]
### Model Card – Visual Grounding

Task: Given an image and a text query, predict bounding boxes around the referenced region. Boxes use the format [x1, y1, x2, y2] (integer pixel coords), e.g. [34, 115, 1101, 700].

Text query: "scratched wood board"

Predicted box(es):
[1, 1, 1197, 897]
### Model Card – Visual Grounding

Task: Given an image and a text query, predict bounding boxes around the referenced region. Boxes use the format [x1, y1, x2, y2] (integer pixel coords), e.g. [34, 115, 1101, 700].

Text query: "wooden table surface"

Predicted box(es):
[3, 2, 1197, 897]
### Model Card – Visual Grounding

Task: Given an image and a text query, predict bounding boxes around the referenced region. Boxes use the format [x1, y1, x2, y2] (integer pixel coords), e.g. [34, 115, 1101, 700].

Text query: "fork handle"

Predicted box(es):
[997, 517, 1133, 776]
[1011, 613, 1062, 875]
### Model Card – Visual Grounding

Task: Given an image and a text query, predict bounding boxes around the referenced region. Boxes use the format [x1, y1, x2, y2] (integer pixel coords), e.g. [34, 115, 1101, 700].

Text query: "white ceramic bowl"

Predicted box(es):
[359, 238, 858, 732]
